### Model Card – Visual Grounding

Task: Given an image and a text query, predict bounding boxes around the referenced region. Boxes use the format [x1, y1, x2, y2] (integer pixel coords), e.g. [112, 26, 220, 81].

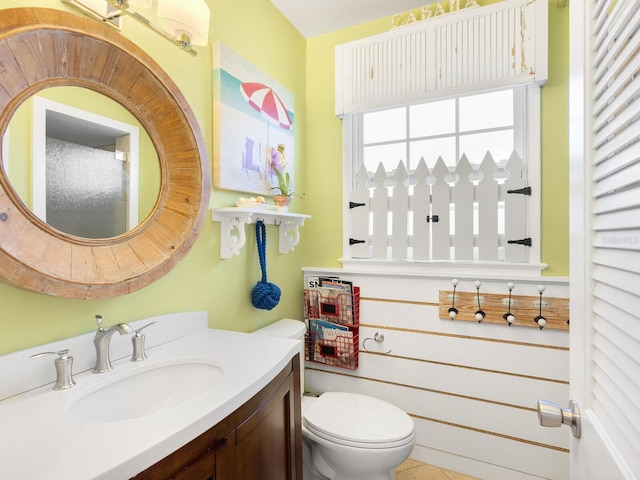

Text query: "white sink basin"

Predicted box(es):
[65, 361, 223, 423]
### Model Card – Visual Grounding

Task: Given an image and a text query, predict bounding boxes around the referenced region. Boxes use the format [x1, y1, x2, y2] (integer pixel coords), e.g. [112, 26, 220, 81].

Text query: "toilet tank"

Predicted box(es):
[252, 319, 306, 391]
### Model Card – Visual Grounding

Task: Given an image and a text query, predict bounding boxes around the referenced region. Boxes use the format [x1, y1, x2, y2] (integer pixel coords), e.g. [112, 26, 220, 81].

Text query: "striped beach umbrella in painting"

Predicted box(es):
[240, 81, 293, 178]
[240, 82, 293, 131]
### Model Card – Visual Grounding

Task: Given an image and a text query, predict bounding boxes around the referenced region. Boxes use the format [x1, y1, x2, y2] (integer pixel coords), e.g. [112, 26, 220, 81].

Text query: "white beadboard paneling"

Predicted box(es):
[411, 420, 568, 480]
[307, 368, 568, 449]
[357, 328, 568, 380]
[306, 370, 569, 479]
[302, 269, 569, 478]
[355, 347, 568, 411]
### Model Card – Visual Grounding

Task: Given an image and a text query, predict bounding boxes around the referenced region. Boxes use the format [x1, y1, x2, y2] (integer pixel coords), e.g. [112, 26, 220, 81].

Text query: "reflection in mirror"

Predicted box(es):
[5, 87, 160, 239]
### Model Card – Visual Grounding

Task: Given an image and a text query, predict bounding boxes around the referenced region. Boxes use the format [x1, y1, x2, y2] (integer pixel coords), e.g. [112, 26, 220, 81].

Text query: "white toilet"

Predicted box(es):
[253, 319, 415, 480]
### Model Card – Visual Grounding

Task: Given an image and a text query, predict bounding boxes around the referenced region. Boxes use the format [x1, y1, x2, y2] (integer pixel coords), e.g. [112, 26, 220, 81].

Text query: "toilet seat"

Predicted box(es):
[303, 392, 415, 449]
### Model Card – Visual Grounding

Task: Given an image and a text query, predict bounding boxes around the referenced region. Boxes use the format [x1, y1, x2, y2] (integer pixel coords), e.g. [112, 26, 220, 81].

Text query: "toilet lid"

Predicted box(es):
[303, 392, 414, 446]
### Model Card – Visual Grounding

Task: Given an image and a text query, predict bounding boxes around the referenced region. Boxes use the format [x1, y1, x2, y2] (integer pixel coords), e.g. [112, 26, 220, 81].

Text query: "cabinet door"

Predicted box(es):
[131, 357, 301, 480]
[171, 451, 216, 480]
[234, 374, 299, 480]
[131, 438, 225, 480]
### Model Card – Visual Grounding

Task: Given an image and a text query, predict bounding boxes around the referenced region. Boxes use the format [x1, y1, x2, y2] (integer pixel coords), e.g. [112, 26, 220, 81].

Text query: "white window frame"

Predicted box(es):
[341, 84, 544, 279]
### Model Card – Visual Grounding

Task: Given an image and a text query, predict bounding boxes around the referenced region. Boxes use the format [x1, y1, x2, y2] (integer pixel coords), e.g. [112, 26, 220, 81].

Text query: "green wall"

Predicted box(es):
[540, 2, 570, 276]
[0, 0, 568, 355]
[0, 0, 308, 355]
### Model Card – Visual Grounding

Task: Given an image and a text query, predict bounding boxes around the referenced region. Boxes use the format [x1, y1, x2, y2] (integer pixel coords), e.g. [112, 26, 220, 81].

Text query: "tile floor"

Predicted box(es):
[395, 459, 479, 480]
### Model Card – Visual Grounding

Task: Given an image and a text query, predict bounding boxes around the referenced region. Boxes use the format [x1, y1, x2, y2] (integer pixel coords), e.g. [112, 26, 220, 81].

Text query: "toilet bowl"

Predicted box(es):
[253, 319, 415, 480]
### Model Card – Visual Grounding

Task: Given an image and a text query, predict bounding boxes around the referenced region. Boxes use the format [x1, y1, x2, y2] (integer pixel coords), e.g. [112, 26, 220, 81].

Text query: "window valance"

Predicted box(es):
[335, 0, 548, 115]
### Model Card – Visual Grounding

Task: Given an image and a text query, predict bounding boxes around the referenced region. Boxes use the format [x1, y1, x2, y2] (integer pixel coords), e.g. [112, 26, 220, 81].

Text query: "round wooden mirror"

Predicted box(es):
[0, 8, 210, 299]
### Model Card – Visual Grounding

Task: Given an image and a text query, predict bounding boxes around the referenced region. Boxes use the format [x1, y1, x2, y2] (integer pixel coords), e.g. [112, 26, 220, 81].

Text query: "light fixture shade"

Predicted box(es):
[127, 0, 152, 8]
[156, 0, 210, 47]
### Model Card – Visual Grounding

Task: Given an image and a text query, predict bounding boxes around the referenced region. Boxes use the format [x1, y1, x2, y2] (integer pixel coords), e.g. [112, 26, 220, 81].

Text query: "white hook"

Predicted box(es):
[535, 284, 547, 329]
[504, 282, 515, 325]
[474, 280, 485, 323]
[448, 278, 459, 319]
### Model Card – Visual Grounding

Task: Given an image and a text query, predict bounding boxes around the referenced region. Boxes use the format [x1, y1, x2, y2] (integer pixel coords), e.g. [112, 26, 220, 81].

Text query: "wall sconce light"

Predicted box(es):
[61, 0, 210, 56]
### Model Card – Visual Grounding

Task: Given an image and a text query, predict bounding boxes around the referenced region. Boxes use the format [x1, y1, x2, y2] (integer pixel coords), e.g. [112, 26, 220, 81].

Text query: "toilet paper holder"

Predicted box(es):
[363, 332, 392, 355]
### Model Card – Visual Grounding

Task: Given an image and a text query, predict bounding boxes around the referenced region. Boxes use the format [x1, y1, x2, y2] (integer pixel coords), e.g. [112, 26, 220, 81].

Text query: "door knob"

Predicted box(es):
[537, 399, 581, 438]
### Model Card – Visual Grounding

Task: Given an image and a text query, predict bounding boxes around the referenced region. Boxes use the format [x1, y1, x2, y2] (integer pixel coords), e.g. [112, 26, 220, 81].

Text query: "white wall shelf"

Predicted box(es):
[212, 207, 310, 259]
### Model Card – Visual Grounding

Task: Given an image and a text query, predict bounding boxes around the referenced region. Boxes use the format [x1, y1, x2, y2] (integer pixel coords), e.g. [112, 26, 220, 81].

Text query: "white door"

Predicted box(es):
[568, 0, 640, 478]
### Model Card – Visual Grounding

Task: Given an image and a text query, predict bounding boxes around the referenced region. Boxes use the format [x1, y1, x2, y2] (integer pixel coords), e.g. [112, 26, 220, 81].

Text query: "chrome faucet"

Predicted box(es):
[92, 314, 133, 373]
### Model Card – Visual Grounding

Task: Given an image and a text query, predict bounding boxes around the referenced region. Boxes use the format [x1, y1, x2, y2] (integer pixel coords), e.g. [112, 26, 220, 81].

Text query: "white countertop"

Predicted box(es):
[0, 317, 299, 479]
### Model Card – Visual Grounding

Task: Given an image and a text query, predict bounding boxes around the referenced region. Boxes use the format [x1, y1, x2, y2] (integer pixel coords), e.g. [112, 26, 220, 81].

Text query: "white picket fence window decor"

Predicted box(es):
[349, 151, 530, 262]
[338, 0, 546, 275]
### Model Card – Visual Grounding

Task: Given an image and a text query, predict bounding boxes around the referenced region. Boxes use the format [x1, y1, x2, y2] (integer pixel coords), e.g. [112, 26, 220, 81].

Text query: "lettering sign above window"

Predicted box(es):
[391, 0, 480, 29]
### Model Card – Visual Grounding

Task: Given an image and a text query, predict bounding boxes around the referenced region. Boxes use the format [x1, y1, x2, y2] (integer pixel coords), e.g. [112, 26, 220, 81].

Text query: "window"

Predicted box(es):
[361, 88, 521, 173]
[344, 85, 541, 267]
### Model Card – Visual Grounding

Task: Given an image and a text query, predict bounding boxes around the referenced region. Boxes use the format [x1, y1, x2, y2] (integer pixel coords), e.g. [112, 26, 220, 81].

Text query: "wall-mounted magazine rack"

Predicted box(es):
[304, 287, 360, 327]
[305, 324, 359, 370]
[304, 286, 360, 370]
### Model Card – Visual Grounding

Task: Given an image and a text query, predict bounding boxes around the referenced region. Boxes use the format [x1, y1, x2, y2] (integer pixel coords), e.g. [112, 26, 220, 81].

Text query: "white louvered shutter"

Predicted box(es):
[569, 0, 640, 477]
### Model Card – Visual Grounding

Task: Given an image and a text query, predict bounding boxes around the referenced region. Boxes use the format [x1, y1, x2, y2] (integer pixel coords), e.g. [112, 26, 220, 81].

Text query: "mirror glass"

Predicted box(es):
[3, 86, 160, 239]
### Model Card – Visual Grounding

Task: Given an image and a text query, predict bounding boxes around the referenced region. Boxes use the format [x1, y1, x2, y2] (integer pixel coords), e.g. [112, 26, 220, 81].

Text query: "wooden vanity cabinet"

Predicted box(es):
[131, 355, 302, 480]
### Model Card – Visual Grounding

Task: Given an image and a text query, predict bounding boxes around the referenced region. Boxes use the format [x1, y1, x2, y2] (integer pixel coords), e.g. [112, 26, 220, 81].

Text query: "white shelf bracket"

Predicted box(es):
[212, 210, 253, 259]
[278, 216, 306, 254]
[212, 208, 310, 259]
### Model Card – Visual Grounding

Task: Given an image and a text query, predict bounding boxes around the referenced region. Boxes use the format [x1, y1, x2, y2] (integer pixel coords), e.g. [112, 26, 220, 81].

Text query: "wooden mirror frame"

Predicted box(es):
[0, 8, 210, 299]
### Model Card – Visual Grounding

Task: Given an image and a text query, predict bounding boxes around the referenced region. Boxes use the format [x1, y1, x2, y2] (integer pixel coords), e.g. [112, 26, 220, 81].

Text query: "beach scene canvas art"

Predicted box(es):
[213, 42, 295, 196]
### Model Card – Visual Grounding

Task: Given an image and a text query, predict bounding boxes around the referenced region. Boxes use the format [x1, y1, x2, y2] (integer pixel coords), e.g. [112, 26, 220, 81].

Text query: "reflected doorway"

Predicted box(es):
[32, 97, 140, 238]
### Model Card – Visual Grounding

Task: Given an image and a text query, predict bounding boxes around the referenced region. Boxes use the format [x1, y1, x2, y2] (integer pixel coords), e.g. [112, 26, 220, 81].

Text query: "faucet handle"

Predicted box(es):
[131, 322, 158, 362]
[30, 349, 76, 390]
[30, 349, 71, 359]
[134, 321, 158, 335]
[95, 314, 103, 330]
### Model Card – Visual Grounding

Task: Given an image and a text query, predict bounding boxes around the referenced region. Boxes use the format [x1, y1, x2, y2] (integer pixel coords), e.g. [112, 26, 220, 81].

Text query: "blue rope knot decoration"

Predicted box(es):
[251, 220, 281, 310]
